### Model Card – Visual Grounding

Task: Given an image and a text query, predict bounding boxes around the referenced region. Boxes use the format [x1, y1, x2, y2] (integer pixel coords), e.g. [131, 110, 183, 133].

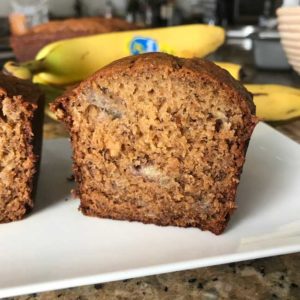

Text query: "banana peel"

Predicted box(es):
[2, 61, 33, 80]
[245, 84, 300, 121]
[33, 24, 225, 85]
[215, 62, 242, 80]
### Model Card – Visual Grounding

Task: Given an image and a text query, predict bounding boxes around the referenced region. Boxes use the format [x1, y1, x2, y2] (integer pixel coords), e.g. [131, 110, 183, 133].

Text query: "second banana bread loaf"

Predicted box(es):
[10, 17, 139, 62]
[0, 74, 44, 223]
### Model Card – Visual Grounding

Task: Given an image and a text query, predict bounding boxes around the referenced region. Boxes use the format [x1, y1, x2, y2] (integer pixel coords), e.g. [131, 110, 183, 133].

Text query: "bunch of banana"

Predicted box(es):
[245, 84, 300, 121]
[4, 24, 225, 85]
[3, 22, 299, 122]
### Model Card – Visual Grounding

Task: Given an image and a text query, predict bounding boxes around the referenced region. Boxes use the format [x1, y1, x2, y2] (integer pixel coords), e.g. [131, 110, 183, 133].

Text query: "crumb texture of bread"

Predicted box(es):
[0, 74, 44, 223]
[10, 17, 139, 62]
[52, 53, 258, 235]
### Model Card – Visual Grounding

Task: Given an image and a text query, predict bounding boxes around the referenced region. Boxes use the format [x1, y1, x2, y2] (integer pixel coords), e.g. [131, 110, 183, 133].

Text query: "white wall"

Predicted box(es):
[0, 0, 199, 18]
[0, 0, 10, 16]
[0, 0, 78, 17]
[48, 0, 76, 17]
[0, 0, 128, 17]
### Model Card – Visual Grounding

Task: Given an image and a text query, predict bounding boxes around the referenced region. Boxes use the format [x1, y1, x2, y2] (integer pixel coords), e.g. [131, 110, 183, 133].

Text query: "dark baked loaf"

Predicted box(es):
[0, 74, 44, 223]
[10, 17, 139, 62]
[52, 53, 258, 234]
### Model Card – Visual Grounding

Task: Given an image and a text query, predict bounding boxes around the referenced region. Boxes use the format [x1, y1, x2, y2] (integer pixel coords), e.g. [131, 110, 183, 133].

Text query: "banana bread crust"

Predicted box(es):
[52, 53, 258, 234]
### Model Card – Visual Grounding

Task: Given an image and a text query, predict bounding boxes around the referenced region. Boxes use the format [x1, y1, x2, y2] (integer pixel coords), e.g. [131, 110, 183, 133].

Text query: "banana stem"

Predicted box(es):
[22, 59, 45, 74]
[3, 59, 45, 81]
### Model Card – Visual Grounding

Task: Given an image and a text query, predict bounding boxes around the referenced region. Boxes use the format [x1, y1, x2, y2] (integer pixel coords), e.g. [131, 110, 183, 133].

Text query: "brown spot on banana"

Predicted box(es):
[252, 93, 268, 96]
[287, 108, 298, 114]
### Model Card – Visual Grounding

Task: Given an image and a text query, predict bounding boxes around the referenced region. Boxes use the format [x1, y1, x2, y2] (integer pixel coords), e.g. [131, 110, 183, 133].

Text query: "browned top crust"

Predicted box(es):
[77, 52, 256, 115]
[0, 73, 42, 104]
[18, 17, 138, 36]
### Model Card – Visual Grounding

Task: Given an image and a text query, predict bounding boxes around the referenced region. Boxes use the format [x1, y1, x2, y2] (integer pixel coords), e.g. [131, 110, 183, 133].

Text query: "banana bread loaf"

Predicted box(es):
[0, 74, 44, 223]
[10, 17, 139, 62]
[52, 53, 258, 234]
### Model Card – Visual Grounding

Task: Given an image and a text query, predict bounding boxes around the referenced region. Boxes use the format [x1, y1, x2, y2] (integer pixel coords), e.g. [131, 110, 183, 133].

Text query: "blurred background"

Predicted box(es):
[1, 0, 300, 80]
[1, 0, 299, 102]
[2, 0, 299, 81]
[0, 0, 299, 87]
[0, 0, 285, 29]
[0, 0, 296, 71]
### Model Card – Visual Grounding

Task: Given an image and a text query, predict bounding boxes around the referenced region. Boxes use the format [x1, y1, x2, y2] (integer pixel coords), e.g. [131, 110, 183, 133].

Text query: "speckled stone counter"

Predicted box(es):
[7, 253, 300, 300]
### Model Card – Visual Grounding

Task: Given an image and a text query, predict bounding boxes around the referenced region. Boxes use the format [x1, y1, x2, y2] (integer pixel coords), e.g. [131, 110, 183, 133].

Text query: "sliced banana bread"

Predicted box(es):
[0, 74, 44, 223]
[52, 53, 258, 234]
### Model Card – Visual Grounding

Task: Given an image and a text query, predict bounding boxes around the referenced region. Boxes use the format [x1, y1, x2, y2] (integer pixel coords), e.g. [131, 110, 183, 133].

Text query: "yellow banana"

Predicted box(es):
[245, 84, 300, 121]
[245, 84, 300, 96]
[3, 61, 33, 80]
[29, 24, 225, 85]
[214, 62, 242, 80]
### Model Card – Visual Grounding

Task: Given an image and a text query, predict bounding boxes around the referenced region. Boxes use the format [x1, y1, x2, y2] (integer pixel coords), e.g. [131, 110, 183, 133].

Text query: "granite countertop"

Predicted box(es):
[6, 41, 300, 300]
[7, 253, 300, 300]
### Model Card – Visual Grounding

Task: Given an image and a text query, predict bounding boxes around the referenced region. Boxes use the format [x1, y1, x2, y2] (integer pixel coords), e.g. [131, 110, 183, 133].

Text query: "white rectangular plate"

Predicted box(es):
[0, 122, 300, 298]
